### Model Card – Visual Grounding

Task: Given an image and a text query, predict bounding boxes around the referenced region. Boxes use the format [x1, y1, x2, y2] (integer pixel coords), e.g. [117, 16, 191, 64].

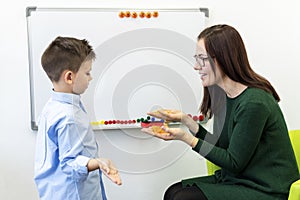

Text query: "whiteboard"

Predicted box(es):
[26, 7, 208, 130]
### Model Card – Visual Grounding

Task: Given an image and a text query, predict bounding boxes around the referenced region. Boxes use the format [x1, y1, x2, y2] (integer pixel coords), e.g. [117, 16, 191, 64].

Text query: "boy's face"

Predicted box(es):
[72, 60, 93, 94]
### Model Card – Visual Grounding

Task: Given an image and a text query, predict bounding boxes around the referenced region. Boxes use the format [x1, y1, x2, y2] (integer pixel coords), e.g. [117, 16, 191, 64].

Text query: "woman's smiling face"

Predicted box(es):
[194, 39, 223, 87]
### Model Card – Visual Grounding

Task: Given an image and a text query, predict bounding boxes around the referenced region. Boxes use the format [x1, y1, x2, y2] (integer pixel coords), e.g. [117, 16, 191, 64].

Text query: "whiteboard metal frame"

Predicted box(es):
[26, 7, 209, 131]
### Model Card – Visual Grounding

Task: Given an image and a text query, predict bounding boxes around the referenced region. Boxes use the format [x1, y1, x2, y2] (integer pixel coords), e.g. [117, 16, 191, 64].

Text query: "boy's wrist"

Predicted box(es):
[87, 158, 99, 172]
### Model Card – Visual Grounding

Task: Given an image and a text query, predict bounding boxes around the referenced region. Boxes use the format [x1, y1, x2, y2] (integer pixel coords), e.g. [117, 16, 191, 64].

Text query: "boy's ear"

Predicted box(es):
[63, 70, 74, 84]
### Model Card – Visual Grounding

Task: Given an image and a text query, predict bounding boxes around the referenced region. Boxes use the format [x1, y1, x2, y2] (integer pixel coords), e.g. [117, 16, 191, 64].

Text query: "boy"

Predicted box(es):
[34, 36, 122, 200]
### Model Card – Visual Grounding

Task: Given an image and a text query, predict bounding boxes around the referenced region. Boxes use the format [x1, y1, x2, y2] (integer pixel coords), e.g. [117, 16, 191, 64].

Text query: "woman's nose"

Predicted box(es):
[193, 62, 201, 70]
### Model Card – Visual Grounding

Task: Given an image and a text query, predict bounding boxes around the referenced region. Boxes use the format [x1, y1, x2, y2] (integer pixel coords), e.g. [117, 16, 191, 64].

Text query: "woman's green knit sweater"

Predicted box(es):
[183, 88, 299, 200]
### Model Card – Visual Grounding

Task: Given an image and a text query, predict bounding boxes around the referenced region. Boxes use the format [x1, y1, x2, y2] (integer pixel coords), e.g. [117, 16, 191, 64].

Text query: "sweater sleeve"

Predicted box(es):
[195, 124, 207, 139]
[195, 124, 220, 148]
[193, 102, 270, 173]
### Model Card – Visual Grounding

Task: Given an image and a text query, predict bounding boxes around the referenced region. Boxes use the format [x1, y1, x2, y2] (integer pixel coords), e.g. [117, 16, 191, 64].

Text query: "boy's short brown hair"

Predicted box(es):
[41, 36, 96, 82]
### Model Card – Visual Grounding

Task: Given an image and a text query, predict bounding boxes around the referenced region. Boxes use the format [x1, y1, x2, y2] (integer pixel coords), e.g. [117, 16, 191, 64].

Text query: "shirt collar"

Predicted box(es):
[51, 90, 81, 107]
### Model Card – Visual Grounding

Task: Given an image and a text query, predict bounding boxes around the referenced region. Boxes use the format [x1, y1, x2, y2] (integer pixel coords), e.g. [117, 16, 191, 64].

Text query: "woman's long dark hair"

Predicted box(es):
[199, 24, 280, 118]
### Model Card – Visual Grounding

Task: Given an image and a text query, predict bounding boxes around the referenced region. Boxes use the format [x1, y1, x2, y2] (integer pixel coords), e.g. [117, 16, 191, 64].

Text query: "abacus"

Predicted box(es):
[90, 114, 206, 129]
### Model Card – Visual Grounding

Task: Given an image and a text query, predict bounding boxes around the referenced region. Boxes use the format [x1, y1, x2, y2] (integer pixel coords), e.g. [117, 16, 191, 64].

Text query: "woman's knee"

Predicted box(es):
[164, 182, 182, 200]
[164, 183, 208, 200]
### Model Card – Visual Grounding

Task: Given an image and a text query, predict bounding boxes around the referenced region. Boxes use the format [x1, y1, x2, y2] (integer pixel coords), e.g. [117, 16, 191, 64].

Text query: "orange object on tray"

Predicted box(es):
[141, 121, 164, 128]
[141, 121, 169, 134]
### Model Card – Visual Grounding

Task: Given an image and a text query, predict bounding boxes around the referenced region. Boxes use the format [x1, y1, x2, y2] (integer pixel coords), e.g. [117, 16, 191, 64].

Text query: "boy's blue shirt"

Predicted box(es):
[34, 91, 106, 200]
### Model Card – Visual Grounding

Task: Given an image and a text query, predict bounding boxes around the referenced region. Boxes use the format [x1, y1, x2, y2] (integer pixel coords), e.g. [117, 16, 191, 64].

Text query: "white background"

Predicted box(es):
[1, 0, 299, 200]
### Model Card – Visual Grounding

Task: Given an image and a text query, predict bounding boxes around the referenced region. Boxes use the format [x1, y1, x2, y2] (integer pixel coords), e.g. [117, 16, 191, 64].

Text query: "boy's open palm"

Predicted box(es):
[96, 158, 122, 185]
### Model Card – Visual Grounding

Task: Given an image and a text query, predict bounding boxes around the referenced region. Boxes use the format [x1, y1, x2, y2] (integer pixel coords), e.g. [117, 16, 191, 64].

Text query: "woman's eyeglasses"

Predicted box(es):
[193, 54, 209, 67]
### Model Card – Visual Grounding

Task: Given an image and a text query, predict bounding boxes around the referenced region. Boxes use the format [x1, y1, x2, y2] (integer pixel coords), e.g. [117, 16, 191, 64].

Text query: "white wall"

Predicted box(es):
[1, 0, 299, 199]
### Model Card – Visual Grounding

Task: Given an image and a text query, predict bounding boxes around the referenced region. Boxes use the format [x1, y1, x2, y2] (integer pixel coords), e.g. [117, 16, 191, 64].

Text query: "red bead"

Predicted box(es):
[199, 115, 205, 121]
[192, 116, 198, 121]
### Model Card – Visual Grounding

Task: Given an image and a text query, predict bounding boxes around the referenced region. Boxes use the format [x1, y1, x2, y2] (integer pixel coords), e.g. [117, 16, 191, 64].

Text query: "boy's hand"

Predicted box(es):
[96, 158, 122, 185]
[88, 158, 122, 185]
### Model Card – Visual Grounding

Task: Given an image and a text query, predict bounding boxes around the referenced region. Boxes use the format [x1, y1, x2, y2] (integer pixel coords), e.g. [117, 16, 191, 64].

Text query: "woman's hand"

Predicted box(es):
[88, 158, 122, 185]
[141, 125, 196, 146]
[147, 109, 199, 133]
[147, 109, 186, 122]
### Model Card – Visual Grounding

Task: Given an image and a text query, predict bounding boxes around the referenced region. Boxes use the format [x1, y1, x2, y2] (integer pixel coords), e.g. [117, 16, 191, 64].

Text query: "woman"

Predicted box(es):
[142, 24, 299, 200]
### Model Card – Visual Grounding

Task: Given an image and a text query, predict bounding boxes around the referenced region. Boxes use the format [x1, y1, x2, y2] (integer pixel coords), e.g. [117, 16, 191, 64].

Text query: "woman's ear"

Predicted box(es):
[63, 70, 74, 85]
